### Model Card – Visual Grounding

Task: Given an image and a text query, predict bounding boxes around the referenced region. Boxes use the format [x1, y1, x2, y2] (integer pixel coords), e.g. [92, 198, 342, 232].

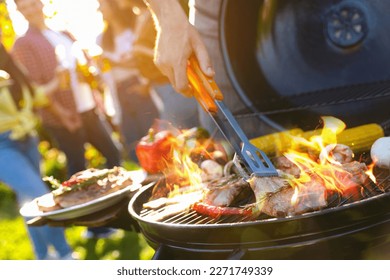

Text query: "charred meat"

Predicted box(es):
[38, 167, 133, 211]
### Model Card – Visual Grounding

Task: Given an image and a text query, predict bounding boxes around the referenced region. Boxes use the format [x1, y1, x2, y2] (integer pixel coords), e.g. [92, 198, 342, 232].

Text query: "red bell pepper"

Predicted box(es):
[136, 128, 176, 174]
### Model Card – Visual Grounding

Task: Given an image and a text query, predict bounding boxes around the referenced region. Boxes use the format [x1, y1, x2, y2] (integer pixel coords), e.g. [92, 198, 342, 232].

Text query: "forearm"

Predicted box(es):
[142, 0, 213, 94]
[143, 0, 189, 29]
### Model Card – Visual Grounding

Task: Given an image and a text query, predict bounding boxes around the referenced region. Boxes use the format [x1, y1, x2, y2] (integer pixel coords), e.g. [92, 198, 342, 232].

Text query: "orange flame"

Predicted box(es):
[161, 128, 210, 196]
[365, 163, 377, 184]
[284, 116, 367, 206]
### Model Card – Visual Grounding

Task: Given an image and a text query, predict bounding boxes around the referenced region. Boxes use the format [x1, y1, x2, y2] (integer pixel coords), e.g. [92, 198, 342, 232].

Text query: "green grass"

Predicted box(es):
[0, 142, 155, 260]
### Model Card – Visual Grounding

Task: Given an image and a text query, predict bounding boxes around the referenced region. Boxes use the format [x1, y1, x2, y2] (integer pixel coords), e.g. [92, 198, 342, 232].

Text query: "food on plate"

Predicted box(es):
[36, 193, 62, 212]
[370, 137, 390, 169]
[38, 166, 133, 211]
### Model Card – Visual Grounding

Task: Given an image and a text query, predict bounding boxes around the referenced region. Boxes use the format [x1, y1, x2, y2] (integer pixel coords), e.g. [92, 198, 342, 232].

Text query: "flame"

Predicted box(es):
[284, 116, 369, 206]
[150, 116, 377, 215]
[161, 128, 209, 197]
[365, 163, 377, 184]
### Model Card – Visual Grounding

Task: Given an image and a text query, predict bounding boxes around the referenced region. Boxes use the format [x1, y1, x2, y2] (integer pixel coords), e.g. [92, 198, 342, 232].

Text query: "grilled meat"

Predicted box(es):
[192, 202, 253, 219]
[273, 156, 301, 177]
[261, 160, 369, 217]
[340, 161, 368, 184]
[261, 178, 329, 217]
[202, 175, 250, 207]
[249, 176, 289, 201]
[319, 144, 354, 164]
[37, 167, 133, 211]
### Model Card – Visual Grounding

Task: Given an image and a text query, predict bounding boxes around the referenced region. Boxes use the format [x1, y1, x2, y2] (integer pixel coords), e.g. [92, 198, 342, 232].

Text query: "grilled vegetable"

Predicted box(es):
[249, 128, 305, 156]
[371, 137, 390, 169]
[304, 123, 384, 154]
[135, 128, 176, 174]
[250, 124, 384, 155]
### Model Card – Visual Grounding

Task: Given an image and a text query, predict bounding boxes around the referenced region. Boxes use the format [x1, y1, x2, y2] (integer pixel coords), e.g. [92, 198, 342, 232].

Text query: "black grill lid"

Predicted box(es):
[220, 0, 390, 130]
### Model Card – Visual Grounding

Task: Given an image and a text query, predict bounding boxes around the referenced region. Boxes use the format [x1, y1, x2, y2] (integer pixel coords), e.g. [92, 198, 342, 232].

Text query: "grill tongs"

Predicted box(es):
[187, 57, 278, 179]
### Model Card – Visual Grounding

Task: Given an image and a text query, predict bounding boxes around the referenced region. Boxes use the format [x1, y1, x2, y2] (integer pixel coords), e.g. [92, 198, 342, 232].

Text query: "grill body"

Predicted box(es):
[127, 0, 390, 259]
[129, 172, 390, 260]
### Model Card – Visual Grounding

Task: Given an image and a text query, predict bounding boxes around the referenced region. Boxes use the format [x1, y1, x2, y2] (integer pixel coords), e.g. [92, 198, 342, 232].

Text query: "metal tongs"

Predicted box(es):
[187, 56, 278, 179]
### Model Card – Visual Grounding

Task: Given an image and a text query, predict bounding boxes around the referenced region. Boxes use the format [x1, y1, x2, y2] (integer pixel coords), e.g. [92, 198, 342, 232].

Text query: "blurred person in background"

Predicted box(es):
[0, 42, 76, 260]
[10, 0, 121, 239]
[97, 0, 160, 163]
[118, 0, 199, 130]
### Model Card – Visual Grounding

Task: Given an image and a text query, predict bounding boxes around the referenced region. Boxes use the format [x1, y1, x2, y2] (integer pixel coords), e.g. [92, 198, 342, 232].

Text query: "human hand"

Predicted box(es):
[147, 0, 215, 97]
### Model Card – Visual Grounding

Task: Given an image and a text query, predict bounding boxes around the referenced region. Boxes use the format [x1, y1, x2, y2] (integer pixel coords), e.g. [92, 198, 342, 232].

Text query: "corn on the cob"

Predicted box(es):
[249, 128, 303, 156]
[250, 124, 384, 155]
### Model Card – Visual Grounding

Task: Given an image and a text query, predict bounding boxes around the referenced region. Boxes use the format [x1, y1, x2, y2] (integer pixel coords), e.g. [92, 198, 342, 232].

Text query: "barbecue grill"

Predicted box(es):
[129, 169, 390, 260]
[126, 0, 390, 259]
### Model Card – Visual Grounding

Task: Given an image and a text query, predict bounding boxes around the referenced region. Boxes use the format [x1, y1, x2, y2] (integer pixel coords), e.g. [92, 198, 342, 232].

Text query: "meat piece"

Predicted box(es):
[247, 175, 290, 217]
[200, 159, 223, 181]
[330, 161, 369, 201]
[273, 156, 301, 177]
[202, 175, 250, 207]
[54, 167, 133, 208]
[249, 176, 289, 201]
[319, 144, 354, 164]
[192, 202, 253, 218]
[261, 160, 368, 217]
[339, 161, 368, 186]
[261, 179, 328, 217]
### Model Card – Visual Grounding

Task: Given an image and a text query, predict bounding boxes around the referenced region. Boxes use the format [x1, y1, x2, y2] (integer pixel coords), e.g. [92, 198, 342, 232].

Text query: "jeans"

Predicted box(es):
[0, 131, 72, 259]
[45, 109, 121, 176]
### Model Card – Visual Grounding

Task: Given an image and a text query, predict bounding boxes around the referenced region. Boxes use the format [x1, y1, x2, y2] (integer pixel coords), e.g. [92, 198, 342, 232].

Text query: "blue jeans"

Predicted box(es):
[0, 131, 72, 259]
[45, 109, 121, 176]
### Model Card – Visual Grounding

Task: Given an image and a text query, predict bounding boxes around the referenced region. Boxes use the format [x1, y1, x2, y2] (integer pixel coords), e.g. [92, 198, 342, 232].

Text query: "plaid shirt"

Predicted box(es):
[11, 26, 79, 128]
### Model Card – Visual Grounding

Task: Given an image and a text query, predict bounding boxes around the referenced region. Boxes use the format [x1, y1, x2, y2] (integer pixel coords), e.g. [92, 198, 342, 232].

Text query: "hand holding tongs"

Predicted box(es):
[187, 56, 278, 179]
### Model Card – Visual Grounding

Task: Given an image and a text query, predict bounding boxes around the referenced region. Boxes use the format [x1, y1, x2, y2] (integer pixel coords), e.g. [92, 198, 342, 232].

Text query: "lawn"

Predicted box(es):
[0, 140, 155, 260]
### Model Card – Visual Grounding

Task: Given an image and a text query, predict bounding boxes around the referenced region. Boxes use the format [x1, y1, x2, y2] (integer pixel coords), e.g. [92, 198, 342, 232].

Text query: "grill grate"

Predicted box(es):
[249, 80, 390, 115]
[139, 169, 390, 225]
[140, 208, 254, 224]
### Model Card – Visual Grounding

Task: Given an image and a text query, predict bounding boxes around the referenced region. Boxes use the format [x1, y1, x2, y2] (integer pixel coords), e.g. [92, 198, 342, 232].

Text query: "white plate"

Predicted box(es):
[20, 169, 146, 221]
